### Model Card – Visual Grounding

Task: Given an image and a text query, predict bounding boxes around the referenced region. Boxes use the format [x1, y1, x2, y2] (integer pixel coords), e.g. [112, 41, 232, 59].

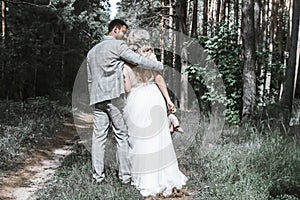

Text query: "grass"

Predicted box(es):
[36, 145, 143, 200]
[35, 111, 300, 200]
[188, 128, 300, 200]
[0, 97, 71, 173]
[1, 99, 300, 199]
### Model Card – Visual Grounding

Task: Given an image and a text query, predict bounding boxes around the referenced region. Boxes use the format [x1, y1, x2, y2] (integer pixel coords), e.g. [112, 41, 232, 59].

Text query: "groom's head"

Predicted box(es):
[108, 19, 128, 40]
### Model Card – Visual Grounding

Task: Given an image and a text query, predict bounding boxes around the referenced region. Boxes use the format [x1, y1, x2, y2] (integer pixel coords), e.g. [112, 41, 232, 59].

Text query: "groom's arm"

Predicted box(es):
[118, 41, 163, 71]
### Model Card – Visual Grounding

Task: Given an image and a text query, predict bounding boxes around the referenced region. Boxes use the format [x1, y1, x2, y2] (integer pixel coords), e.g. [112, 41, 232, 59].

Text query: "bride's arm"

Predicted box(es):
[148, 51, 175, 112]
[155, 74, 175, 112]
[123, 65, 131, 93]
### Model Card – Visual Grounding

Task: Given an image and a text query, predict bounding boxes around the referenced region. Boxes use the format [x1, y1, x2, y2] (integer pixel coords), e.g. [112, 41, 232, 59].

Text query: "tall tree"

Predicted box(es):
[191, 0, 198, 38]
[160, 0, 165, 64]
[281, 0, 299, 111]
[203, 0, 208, 36]
[255, 0, 264, 104]
[0, 0, 109, 100]
[174, 0, 187, 109]
[1, 0, 6, 98]
[241, 0, 256, 120]
[215, 0, 221, 22]
[1, 0, 5, 47]
[277, 0, 285, 97]
[219, 0, 226, 22]
[295, 25, 300, 98]
[234, 0, 239, 42]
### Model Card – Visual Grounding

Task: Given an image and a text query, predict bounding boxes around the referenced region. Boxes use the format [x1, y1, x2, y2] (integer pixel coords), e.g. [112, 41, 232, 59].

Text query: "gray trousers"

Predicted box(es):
[92, 97, 131, 183]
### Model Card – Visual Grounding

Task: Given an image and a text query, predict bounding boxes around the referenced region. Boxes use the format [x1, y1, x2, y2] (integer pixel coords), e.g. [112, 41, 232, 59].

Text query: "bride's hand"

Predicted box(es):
[167, 100, 176, 113]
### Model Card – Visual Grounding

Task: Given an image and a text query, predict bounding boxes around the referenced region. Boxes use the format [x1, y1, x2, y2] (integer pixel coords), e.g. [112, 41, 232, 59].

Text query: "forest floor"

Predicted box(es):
[0, 119, 76, 200]
[0, 114, 193, 200]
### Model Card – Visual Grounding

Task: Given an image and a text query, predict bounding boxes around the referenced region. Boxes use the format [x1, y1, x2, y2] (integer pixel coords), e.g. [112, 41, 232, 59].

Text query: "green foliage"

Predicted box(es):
[249, 133, 300, 199]
[253, 103, 290, 133]
[0, 97, 71, 172]
[255, 48, 286, 105]
[188, 126, 300, 199]
[117, 0, 161, 28]
[1, 0, 109, 100]
[51, 0, 110, 48]
[187, 23, 243, 125]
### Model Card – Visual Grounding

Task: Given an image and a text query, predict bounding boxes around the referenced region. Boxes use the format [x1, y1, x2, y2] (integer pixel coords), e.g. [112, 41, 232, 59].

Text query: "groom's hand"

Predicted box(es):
[149, 52, 163, 71]
[149, 52, 158, 61]
[156, 61, 164, 71]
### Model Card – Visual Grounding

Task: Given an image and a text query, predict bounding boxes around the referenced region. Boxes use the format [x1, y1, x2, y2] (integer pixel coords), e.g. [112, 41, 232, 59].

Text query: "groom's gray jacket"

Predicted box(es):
[87, 36, 163, 106]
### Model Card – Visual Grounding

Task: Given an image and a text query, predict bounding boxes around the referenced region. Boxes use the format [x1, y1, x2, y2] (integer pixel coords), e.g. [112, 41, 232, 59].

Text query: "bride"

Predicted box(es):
[123, 29, 187, 197]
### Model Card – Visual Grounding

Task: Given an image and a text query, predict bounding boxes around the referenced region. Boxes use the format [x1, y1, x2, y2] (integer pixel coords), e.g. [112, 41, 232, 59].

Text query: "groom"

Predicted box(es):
[87, 19, 163, 183]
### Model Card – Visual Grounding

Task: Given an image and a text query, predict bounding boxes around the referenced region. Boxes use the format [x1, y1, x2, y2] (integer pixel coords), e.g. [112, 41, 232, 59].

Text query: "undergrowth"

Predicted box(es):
[36, 112, 300, 199]
[0, 97, 71, 173]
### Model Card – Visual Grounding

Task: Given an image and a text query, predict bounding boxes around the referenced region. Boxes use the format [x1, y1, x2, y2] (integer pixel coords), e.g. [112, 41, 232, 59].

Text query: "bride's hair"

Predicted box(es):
[127, 29, 159, 83]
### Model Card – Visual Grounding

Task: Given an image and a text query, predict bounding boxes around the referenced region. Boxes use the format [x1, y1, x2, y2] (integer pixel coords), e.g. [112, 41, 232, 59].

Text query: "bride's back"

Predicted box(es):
[127, 29, 159, 84]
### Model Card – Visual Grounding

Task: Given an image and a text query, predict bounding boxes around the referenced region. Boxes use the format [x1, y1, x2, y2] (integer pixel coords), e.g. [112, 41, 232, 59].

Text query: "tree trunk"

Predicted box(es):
[191, 0, 198, 38]
[281, 0, 299, 112]
[242, 0, 256, 120]
[294, 22, 300, 98]
[255, 0, 265, 104]
[234, 0, 239, 25]
[234, 0, 239, 43]
[166, 0, 175, 102]
[61, 30, 66, 89]
[286, 0, 292, 55]
[264, 0, 273, 98]
[215, 0, 221, 22]
[187, 0, 191, 34]
[203, 0, 208, 35]
[168, 0, 173, 54]
[261, 0, 268, 99]
[272, 0, 280, 100]
[1, 0, 4, 44]
[174, 0, 187, 109]
[1, 0, 6, 99]
[160, 0, 165, 65]
[208, 0, 213, 22]
[226, 0, 230, 22]
[277, 0, 284, 98]
[34, 66, 37, 97]
[209, 0, 216, 36]
[180, 46, 189, 110]
[220, 0, 226, 22]
[279, 0, 292, 99]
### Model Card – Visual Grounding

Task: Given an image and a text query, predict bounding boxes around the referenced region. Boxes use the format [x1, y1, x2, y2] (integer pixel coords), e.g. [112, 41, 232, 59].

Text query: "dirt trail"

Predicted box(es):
[0, 120, 77, 200]
[0, 112, 196, 200]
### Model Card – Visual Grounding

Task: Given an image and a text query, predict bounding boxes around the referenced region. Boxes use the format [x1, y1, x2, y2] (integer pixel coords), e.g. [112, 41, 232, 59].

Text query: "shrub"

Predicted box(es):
[0, 97, 71, 172]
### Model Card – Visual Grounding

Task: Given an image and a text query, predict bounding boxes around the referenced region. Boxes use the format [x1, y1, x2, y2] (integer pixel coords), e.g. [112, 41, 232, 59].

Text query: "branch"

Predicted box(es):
[4, 0, 55, 9]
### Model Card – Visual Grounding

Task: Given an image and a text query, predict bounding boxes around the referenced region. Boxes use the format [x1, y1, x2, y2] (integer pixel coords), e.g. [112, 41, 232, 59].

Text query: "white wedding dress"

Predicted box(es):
[123, 66, 187, 197]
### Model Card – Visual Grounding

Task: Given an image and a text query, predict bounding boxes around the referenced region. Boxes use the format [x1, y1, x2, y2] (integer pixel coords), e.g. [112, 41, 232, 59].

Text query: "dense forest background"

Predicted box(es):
[1, 1, 300, 199]
[1, 0, 299, 125]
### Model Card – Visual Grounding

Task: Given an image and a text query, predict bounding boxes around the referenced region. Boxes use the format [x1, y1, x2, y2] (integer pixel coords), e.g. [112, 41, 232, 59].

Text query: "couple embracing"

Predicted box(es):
[87, 19, 187, 197]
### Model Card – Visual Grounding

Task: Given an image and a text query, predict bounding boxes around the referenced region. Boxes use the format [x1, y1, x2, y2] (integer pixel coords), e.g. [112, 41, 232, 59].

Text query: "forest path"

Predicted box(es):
[0, 119, 77, 200]
[0, 112, 197, 200]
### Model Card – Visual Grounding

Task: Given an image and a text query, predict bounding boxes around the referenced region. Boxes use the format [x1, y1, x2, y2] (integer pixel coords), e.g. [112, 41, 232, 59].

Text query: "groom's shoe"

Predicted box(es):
[92, 173, 106, 184]
[92, 178, 108, 185]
